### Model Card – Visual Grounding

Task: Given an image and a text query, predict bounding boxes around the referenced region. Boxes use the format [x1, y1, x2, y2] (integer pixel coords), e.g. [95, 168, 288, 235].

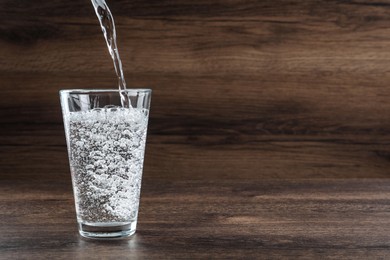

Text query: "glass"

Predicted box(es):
[60, 89, 151, 239]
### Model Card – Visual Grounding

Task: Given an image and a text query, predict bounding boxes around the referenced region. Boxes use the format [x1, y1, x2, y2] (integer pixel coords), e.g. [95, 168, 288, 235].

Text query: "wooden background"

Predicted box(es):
[1, 1, 390, 258]
[1, 0, 390, 180]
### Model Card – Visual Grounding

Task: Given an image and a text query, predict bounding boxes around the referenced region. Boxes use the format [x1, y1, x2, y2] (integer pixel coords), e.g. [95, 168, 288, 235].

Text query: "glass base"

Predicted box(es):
[78, 221, 137, 239]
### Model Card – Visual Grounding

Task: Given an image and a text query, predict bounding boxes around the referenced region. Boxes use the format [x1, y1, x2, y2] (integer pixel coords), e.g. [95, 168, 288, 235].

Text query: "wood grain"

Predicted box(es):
[1, 0, 390, 179]
[1, 123, 390, 180]
[1, 2, 390, 257]
[1, 178, 389, 259]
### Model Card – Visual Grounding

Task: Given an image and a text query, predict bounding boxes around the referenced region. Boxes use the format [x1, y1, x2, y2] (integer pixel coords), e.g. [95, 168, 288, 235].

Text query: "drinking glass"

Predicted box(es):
[60, 89, 151, 239]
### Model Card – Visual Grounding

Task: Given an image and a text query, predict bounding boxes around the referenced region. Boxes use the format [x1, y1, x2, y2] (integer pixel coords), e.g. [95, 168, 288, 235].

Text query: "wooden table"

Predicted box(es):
[1, 177, 389, 259]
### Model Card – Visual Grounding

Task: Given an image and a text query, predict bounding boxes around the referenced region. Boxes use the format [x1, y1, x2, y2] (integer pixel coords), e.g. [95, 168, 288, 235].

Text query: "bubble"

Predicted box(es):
[122, 130, 131, 136]
[68, 108, 148, 223]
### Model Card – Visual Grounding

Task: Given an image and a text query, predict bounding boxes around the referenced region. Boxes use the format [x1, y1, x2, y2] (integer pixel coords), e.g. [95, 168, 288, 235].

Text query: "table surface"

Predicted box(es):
[1, 177, 390, 259]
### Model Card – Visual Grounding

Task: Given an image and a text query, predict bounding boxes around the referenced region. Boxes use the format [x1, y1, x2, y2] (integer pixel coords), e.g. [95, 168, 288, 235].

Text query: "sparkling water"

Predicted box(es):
[91, 0, 130, 107]
[67, 107, 149, 224]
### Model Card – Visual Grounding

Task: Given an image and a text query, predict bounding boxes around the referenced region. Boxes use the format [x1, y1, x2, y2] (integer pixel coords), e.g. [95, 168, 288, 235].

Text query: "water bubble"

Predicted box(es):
[68, 108, 148, 222]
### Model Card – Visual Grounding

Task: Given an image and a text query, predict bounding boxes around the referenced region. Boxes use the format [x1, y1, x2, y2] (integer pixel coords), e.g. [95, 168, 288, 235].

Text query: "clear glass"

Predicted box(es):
[60, 89, 151, 239]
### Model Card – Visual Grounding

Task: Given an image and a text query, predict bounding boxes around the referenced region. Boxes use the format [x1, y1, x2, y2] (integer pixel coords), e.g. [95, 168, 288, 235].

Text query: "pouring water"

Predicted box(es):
[91, 0, 130, 108]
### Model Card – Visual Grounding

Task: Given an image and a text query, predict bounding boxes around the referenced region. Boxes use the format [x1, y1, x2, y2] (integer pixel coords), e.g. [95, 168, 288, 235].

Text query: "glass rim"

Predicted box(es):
[59, 89, 152, 95]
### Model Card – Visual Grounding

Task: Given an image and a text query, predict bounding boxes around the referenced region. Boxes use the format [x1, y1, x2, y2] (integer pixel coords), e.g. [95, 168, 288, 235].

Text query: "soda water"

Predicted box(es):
[68, 107, 149, 225]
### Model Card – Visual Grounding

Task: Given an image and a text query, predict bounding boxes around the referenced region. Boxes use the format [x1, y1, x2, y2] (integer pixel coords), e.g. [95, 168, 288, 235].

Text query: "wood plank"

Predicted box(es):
[1, 179, 389, 258]
[1, 133, 390, 179]
[1, 0, 389, 73]
[1, 72, 390, 137]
